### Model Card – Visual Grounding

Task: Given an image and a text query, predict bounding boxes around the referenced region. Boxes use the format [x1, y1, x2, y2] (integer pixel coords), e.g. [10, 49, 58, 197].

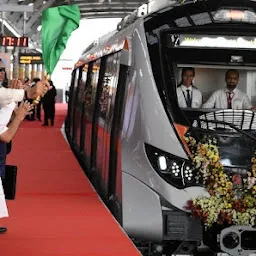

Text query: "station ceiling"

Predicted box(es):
[1, 0, 146, 49]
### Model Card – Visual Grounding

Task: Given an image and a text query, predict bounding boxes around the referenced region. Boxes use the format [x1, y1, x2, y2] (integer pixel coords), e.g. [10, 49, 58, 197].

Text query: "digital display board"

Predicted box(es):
[19, 54, 43, 64]
[0, 36, 28, 47]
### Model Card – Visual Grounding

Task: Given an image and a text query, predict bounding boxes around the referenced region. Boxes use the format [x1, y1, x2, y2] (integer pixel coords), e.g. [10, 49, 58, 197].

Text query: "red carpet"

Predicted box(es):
[0, 104, 140, 256]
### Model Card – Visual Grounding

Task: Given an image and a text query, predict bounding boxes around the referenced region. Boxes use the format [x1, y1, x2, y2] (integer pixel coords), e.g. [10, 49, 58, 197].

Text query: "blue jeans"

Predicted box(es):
[0, 142, 6, 178]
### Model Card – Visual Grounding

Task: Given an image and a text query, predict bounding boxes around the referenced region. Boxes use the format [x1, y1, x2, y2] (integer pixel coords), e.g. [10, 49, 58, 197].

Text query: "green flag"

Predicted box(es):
[41, 4, 80, 75]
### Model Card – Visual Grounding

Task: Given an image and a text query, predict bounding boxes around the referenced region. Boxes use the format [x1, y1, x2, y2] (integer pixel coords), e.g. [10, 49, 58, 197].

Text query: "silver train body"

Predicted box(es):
[65, 0, 256, 255]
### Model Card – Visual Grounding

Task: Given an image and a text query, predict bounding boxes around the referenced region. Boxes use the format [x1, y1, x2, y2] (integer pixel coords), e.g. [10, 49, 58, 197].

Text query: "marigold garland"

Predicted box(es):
[184, 135, 256, 228]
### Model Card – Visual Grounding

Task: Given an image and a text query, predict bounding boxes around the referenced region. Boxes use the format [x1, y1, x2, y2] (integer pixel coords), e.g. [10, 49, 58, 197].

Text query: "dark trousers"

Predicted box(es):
[36, 102, 42, 121]
[43, 103, 55, 126]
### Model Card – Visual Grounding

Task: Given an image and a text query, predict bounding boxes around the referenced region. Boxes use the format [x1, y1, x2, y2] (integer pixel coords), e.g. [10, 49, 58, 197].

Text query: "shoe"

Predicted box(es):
[0, 227, 7, 233]
[42, 123, 48, 126]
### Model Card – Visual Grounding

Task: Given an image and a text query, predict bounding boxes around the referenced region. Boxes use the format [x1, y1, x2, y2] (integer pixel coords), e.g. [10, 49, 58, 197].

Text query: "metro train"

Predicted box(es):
[65, 0, 256, 255]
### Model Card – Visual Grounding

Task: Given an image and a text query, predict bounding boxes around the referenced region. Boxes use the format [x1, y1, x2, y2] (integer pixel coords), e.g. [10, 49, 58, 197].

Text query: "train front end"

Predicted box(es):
[140, 0, 256, 255]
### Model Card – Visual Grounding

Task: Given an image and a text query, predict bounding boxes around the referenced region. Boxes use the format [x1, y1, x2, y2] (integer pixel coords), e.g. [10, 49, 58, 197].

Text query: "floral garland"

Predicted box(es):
[184, 135, 256, 228]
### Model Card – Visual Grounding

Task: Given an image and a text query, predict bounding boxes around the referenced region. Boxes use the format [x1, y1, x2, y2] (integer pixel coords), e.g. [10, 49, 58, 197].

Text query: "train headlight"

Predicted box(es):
[145, 143, 202, 189]
[158, 157, 182, 176]
[157, 156, 168, 171]
[183, 164, 194, 182]
[169, 160, 181, 177]
[156, 154, 184, 188]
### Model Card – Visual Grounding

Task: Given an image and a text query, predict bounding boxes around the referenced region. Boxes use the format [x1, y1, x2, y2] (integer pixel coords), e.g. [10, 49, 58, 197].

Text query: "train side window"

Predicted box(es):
[99, 53, 121, 121]
[79, 64, 89, 152]
[66, 70, 76, 127]
[73, 65, 87, 148]
[95, 52, 122, 196]
[85, 60, 101, 113]
[72, 66, 83, 144]
[83, 59, 101, 162]
[69, 68, 80, 140]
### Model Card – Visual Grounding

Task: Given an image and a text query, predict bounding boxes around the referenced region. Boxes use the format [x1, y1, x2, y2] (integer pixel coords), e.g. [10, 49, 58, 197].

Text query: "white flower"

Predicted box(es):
[247, 177, 256, 189]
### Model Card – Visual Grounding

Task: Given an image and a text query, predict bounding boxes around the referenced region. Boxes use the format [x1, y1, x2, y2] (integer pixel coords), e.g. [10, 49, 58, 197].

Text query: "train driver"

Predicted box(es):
[202, 69, 252, 110]
[176, 67, 203, 108]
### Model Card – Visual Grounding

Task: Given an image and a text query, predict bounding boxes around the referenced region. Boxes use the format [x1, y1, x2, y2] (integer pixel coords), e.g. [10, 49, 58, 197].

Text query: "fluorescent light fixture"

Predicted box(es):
[0, 18, 41, 50]
[28, 3, 34, 6]
[0, 18, 21, 37]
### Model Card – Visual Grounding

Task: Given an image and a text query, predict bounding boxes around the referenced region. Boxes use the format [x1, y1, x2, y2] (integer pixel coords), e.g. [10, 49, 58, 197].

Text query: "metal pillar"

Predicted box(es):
[19, 64, 25, 80]
[23, 12, 27, 36]
[13, 50, 19, 79]
[6, 47, 13, 79]
[42, 65, 47, 79]
[1, 12, 4, 35]
[37, 64, 42, 79]
[1, 12, 4, 52]
[25, 64, 31, 79]
[31, 64, 37, 80]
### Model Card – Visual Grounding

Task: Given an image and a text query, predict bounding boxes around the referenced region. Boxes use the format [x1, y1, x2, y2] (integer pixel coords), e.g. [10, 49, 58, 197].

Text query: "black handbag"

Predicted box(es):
[2, 165, 17, 200]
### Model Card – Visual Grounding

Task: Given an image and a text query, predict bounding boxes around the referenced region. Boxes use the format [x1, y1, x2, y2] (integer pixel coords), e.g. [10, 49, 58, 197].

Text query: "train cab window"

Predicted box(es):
[160, 33, 256, 125]
[175, 66, 256, 107]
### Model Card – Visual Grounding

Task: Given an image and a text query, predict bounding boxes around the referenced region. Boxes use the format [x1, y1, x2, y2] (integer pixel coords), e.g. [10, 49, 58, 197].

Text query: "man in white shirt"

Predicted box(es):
[176, 67, 202, 108]
[202, 69, 252, 110]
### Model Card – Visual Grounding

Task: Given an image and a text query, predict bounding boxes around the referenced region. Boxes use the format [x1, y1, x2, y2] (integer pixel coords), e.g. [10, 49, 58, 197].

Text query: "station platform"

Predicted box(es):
[0, 103, 140, 256]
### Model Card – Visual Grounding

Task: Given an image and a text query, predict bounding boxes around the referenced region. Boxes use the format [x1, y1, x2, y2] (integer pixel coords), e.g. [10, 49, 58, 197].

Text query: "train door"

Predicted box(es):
[94, 53, 121, 197]
[72, 66, 84, 151]
[83, 59, 101, 170]
[94, 52, 129, 219]
[72, 67, 82, 151]
[65, 69, 76, 138]
[107, 62, 129, 222]
[69, 68, 80, 143]
[79, 64, 90, 158]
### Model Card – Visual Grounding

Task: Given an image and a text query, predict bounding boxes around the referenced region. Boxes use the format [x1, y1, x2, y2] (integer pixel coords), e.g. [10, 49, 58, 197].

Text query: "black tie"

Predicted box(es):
[186, 89, 192, 107]
[227, 92, 232, 109]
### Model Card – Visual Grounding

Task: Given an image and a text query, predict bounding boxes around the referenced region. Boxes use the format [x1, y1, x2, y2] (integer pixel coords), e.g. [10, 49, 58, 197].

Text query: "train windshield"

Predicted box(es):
[164, 36, 256, 168]
[164, 32, 256, 113]
[145, 0, 256, 169]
